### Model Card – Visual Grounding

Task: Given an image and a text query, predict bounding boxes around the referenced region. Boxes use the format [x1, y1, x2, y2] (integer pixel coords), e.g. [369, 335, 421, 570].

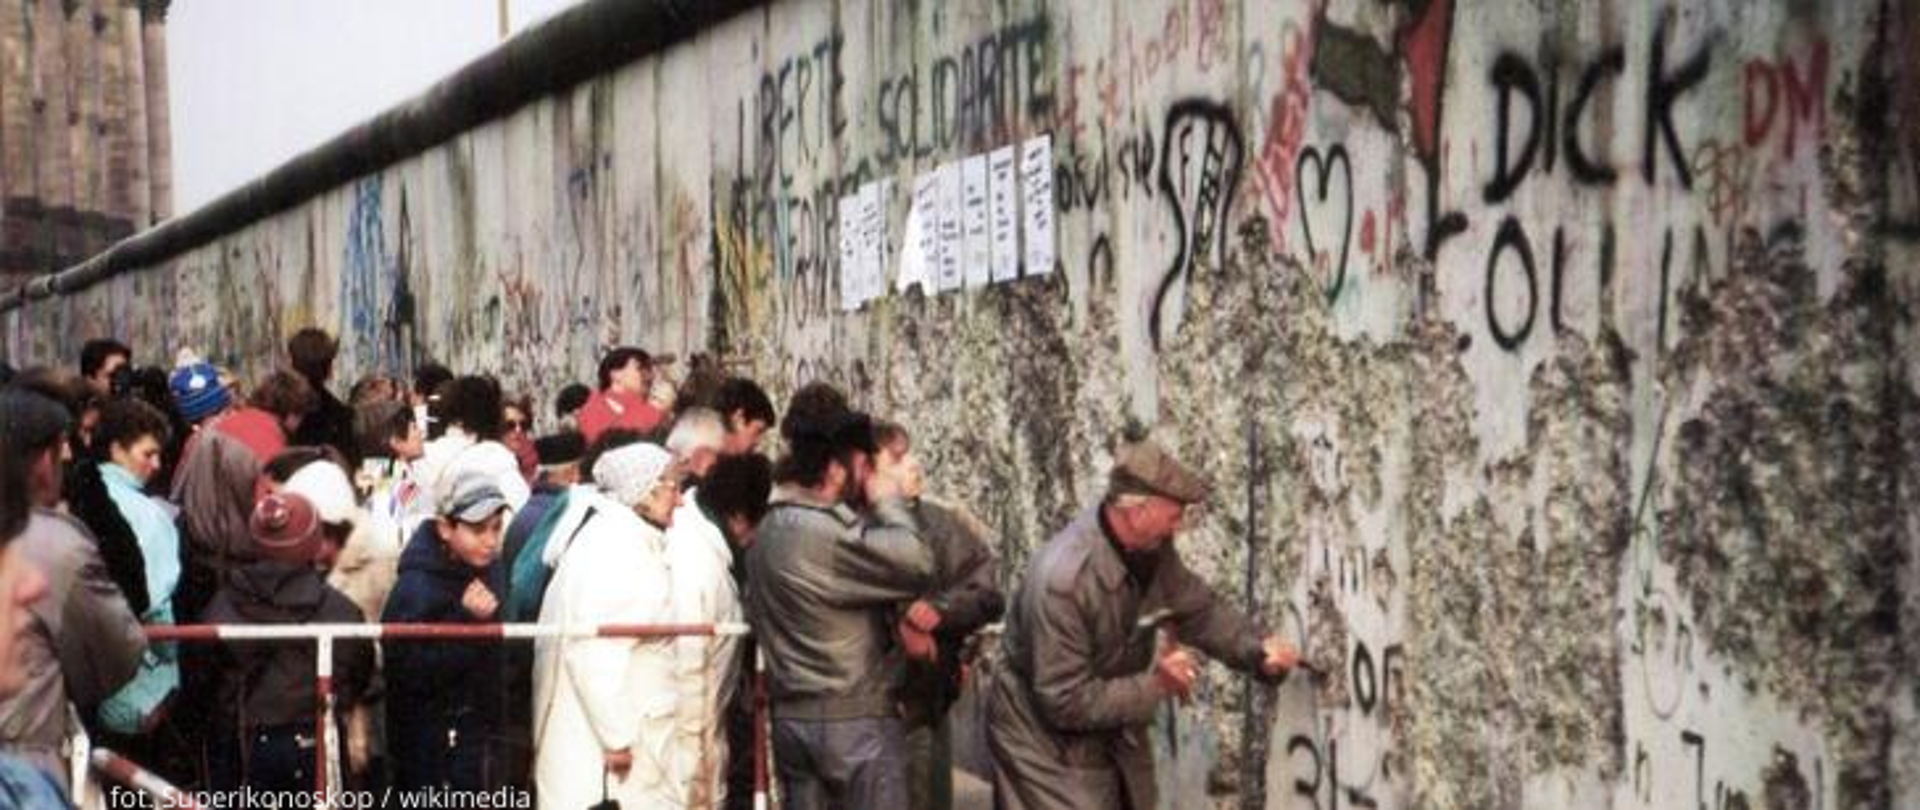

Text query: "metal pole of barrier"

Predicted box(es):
[754, 644, 770, 810]
[90, 748, 202, 810]
[316, 633, 336, 808]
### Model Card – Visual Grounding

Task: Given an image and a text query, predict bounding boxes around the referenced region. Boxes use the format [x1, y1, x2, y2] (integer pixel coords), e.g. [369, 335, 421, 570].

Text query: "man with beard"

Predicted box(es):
[745, 396, 928, 810]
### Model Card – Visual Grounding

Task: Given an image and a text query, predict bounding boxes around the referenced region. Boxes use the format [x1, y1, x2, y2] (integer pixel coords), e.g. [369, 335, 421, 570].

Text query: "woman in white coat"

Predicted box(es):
[532, 442, 682, 809]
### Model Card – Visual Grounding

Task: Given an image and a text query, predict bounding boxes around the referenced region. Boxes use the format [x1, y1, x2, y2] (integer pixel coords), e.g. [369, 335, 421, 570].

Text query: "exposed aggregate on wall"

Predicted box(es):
[6, 1, 1917, 807]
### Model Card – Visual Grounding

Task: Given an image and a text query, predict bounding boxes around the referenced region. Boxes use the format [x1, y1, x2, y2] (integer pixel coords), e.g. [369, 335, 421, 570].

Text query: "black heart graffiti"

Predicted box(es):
[1295, 144, 1354, 303]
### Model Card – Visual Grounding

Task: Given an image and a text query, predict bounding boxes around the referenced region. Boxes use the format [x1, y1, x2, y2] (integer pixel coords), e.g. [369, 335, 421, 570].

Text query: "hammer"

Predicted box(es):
[1137, 609, 1195, 706]
[1140, 608, 1325, 679]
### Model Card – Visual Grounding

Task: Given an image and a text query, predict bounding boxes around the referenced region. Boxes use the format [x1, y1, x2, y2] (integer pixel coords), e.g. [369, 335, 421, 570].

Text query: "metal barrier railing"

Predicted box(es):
[91, 747, 203, 809]
[134, 621, 767, 810]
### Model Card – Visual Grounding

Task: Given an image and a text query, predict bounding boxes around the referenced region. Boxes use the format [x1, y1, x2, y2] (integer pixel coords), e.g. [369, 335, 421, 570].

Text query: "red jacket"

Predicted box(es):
[577, 389, 664, 444]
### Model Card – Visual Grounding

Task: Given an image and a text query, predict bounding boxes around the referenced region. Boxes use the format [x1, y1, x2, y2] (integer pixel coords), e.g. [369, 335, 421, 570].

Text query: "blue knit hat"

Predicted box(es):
[169, 362, 232, 423]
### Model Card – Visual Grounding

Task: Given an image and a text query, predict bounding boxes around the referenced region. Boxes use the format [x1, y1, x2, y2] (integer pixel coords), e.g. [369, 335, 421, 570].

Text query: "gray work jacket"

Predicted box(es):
[988, 507, 1270, 810]
[744, 486, 931, 720]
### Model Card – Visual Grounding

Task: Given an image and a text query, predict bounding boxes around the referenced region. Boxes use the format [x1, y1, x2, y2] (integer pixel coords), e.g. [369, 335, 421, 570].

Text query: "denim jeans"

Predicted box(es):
[770, 716, 907, 810]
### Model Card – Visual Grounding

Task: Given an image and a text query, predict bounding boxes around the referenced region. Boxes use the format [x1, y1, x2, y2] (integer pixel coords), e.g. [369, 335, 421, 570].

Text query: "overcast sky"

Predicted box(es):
[169, 0, 583, 214]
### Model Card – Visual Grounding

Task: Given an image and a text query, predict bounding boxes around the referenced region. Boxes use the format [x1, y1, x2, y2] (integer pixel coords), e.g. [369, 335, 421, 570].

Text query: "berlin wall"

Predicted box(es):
[5, 0, 1918, 807]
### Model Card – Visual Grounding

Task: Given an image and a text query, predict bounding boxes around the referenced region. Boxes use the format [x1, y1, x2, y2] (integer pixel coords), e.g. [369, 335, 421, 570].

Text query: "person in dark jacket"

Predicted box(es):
[498, 431, 586, 623]
[702, 453, 774, 810]
[203, 492, 372, 794]
[746, 396, 930, 810]
[288, 328, 355, 459]
[873, 422, 1005, 810]
[988, 439, 1300, 810]
[485, 431, 586, 793]
[383, 473, 513, 792]
[10, 368, 152, 618]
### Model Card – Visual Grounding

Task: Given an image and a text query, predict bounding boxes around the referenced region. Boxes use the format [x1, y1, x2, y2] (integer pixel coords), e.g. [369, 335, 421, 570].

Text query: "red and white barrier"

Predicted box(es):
[144, 621, 764, 810]
[90, 747, 202, 809]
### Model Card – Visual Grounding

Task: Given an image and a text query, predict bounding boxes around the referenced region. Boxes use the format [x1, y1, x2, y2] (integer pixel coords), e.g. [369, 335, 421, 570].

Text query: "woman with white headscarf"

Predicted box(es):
[531, 442, 682, 810]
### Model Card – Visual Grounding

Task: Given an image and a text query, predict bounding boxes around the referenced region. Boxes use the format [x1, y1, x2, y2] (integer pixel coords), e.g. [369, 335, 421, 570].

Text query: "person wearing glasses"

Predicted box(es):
[531, 442, 684, 809]
[502, 395, 538, 483]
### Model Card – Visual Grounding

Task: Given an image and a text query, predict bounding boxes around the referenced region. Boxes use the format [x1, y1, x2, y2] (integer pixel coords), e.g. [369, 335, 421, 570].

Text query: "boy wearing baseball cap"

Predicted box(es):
[383, 473, 516, 792]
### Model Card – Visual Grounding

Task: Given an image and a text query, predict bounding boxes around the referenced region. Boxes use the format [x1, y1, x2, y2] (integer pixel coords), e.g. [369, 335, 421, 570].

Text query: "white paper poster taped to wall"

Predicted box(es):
[962, 155, 992, 289]
[989, 145, 1021, 284]
[934, 163, 964, 293]
[837, 182, 889, 310]
[1021, 135, 1054, 277]
[838, 191, 862, 310]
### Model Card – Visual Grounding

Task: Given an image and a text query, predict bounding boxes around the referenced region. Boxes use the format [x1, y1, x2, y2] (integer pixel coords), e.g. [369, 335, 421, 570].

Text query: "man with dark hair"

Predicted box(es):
[412, 363, 453, 409]
[715, 377, 777, 456]
[698, 454, 773, 551]
[412, 363, 453, 438]
[747, 392, 930, 810]
[872, 422, 1004, 810]
[695, 453, 773, 810]
[989, 439, 1301, 810]
[79, 339, 131, 398]
[0, 391, 144, 793]
[578, 346, 665, 443]
[553, 382, 591, 430]
[288, 327, 355, 458]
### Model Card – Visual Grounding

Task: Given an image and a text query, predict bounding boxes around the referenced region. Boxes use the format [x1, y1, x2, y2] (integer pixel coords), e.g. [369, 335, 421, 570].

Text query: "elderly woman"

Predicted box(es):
[531, 442, 682, 810]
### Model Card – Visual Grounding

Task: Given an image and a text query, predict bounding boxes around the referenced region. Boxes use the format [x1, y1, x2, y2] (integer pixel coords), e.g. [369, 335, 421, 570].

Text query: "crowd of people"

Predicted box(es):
[0, 329, 1299, 810]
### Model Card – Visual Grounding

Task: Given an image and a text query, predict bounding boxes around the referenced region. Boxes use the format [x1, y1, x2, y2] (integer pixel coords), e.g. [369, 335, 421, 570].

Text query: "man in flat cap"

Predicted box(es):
[987, 438, 1300, 810]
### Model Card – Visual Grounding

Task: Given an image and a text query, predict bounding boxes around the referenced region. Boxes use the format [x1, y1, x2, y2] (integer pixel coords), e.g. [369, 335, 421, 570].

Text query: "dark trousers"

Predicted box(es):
[722, 684, 757, 810]
[207, 723, 318, 796]
[904, 711, 952, 810]
[770, 716, 907, 810]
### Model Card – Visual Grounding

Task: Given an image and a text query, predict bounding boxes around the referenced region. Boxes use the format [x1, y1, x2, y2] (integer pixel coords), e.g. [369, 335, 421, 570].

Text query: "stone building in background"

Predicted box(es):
[0, 0, 171, 280]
